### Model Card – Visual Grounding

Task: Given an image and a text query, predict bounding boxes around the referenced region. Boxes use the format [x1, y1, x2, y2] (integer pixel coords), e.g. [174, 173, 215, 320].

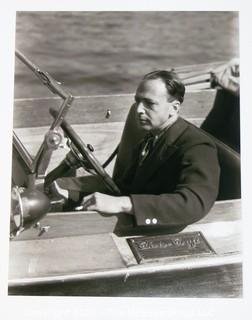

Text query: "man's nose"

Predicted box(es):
[136, 101, 145, 114]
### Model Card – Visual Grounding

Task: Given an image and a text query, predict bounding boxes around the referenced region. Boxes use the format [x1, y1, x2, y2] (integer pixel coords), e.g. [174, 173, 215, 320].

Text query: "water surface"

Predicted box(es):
[14, 11, 239, 98]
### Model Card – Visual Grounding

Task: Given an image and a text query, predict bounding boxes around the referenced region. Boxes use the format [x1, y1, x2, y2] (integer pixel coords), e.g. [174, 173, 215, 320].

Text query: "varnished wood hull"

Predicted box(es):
[9, 264, 242, 297]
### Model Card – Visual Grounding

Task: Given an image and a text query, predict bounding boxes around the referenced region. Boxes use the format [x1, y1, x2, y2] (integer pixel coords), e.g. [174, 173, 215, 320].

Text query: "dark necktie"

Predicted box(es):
[138, 133, 156, 166]
[117, 133, 157, 191]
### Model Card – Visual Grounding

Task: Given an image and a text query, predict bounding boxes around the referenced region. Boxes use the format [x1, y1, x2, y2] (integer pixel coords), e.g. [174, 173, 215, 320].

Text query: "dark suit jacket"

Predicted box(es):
[115, 117, 220, 229]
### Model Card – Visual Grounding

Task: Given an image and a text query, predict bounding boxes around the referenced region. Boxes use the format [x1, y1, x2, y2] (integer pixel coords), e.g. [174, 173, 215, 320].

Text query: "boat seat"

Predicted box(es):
[113, 103, 241, 201]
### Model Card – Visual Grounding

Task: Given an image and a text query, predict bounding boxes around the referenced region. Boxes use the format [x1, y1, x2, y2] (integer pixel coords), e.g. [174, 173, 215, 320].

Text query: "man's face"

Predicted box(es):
[135, 78, 179, 132]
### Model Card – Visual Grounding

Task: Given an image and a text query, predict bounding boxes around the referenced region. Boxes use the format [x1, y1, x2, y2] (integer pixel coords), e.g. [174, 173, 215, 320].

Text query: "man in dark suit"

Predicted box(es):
[79, 70, 220, 230]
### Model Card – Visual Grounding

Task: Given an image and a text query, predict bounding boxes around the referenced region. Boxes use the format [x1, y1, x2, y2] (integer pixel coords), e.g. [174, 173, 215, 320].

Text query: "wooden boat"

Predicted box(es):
[9, 51, 241, 297]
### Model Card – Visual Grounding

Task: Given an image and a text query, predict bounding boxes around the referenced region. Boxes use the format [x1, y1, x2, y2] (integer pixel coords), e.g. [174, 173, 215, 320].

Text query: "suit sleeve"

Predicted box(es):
[130, 143, 220, 227]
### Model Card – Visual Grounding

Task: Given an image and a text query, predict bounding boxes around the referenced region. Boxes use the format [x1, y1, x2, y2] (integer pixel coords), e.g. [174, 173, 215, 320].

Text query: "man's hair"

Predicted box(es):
[143, 70, 185, 103]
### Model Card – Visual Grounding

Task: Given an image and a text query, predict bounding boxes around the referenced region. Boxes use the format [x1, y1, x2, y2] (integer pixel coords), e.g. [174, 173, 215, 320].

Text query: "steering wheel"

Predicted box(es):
[48, 107, 121, 196]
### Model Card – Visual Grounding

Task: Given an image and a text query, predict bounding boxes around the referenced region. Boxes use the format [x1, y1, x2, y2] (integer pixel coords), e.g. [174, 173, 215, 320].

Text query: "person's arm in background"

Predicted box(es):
[211, 58, 239, 95]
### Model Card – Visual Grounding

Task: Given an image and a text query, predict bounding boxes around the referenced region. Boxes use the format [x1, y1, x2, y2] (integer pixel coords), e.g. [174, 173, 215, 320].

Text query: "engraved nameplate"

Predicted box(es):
[127, 231, 215, 264]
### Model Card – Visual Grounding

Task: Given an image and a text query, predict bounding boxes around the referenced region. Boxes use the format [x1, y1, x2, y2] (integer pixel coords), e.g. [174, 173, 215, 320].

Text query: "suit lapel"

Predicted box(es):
[131, 117, 189, 188]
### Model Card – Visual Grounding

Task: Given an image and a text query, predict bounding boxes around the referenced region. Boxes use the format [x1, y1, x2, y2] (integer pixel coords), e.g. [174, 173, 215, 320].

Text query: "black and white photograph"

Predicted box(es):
[1, 1, 252, 319]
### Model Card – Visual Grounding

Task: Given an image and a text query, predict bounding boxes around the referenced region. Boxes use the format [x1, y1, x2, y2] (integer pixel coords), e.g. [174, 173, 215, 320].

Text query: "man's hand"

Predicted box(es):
[76, 192, 133, 215]
[212, 58, 239, 95]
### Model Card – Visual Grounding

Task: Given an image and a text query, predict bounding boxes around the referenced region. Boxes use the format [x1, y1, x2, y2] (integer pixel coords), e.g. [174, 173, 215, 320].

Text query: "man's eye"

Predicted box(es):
[145, 101, 155, 109]
[134, 98, 155, 109]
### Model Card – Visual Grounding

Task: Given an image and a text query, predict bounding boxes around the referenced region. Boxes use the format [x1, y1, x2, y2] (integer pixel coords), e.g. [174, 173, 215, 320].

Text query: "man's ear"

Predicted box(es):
[172, 100, 181, 113]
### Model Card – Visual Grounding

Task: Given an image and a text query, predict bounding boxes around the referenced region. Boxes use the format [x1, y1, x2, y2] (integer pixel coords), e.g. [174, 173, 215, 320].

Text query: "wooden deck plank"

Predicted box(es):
[13, 116, 205, 176]
[13, 90, 216, 128]
[9, 233, 125, 280]
[11, 200, 241, 241]
[14, 122, 123, 174]
[9, 230, 241, 283]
